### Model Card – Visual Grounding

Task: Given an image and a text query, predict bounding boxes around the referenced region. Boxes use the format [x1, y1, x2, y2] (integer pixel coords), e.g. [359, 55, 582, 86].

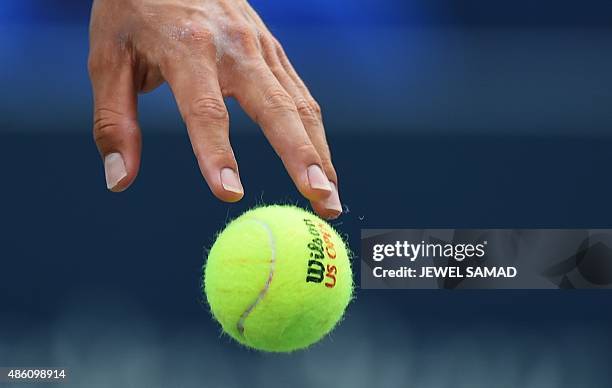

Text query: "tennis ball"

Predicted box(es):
[204, 205, 353, 352]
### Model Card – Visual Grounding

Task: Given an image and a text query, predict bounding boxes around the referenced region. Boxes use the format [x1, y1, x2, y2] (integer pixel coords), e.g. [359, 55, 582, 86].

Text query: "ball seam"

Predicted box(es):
[236, 218, 276, 337]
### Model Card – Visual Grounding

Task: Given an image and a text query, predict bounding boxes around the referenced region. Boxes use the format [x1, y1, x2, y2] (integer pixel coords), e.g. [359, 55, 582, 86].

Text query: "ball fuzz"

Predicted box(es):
[204, 205, 353, 352]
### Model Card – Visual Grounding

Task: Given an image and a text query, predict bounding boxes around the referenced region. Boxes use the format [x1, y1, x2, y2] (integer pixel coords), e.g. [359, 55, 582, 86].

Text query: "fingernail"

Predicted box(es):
[104, 152, 127, 190]
[221, 168, 243, 194]
[321, 181, 342, 218]
[307, 165, 332, 192]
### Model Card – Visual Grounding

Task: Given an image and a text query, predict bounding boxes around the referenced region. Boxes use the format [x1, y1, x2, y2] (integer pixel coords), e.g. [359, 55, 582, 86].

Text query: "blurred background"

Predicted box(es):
[1, 1, 612, 387]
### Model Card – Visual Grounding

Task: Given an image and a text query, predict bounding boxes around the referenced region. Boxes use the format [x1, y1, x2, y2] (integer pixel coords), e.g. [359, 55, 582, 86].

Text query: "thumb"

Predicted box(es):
[89, 56, 142, 192]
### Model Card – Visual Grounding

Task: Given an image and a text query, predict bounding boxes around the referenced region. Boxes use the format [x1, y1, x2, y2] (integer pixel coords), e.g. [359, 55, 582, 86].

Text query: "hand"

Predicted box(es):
[88, 0, 342, 219]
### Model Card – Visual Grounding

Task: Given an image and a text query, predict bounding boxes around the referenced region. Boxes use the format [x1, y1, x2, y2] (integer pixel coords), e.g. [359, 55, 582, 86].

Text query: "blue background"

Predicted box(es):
[1, 1, 612, 387]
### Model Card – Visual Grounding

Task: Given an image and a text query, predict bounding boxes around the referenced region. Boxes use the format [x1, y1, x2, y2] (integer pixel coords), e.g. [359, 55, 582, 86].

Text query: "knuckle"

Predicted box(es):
[296, 142, 313, 151]
[292, 142, 318, 160]
[208, 143, 233, 157]
[271, 37, 283, 49]
[263, 88, 296, 114]
[228, 23, 259, 52]
[276, 141, 312, 162]
[194, 143, 233, 162]
[309, 100, 322, 117]
[93, 108, 125, 142]
[295, 98, 323, 122]
[189, 28, 215, 44]
[176, 25, 215, 46]
[273, 39, 287, 58]
[189, 97, 229, 122]
[260, 36, 277, 53]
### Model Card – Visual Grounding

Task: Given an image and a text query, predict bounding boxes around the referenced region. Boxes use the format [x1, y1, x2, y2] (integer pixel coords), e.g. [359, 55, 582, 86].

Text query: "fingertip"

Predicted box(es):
[94, 116, 142, 193]
[311, 181, 342, 220]
[311, 202, 342, 220]
[104, 152, 135, 192]
[307, 164, 332, 191]
[295, 164, 332, 201]
[219, 192, 244, 203]
[208, 167, 245, 203]
[304, 188, 333, 202]
[213, 189, 244, 203]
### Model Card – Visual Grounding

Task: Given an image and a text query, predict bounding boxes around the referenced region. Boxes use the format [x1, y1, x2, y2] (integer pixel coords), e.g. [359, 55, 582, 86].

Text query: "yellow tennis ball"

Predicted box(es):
[204, 205, 353, 352]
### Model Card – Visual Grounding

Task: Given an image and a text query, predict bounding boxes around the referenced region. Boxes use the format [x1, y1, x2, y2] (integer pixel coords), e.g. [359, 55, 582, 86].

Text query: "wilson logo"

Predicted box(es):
[304, 218, 338, 288]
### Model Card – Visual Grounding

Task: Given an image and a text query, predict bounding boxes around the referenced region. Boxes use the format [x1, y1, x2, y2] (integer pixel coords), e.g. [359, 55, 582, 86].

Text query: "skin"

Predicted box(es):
[88, 0, 342, 219]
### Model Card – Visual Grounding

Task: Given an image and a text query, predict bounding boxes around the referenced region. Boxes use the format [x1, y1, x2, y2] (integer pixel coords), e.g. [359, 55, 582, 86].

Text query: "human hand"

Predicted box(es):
[88, 0, 342, 219]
